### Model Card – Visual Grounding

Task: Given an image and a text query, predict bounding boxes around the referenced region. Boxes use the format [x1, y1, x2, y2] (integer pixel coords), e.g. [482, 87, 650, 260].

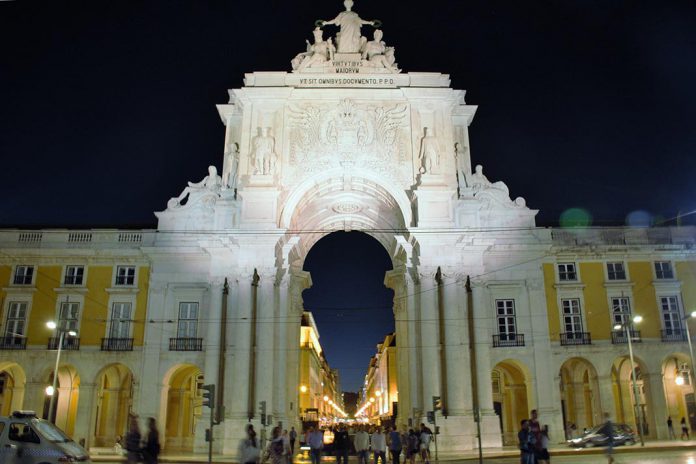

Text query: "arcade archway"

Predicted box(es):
[0, 362, 26, 416]
[161, 364, 203, 452]
[92, 364, 133, 447]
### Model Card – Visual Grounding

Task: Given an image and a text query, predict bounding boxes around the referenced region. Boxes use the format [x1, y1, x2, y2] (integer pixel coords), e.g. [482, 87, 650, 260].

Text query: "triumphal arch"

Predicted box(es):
[144, 0, 557, 454]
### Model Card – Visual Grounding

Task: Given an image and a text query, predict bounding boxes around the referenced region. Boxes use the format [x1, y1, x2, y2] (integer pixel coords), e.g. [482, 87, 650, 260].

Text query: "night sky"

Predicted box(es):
[2, 0, 696, 390]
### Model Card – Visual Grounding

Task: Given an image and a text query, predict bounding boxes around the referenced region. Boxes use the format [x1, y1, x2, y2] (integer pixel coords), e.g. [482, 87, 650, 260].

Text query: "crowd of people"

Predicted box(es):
[517, 409, 550, 464]
[239, 422, 435, 464]
[119, 416, 161, 464]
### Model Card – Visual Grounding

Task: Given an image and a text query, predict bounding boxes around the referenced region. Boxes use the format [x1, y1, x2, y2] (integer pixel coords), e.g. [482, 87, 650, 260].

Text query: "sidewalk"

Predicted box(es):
[90, 440, 696, 463]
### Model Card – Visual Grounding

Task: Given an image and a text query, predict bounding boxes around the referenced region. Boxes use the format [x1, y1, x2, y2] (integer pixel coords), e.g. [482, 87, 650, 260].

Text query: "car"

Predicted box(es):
[0, 410, 91, 463]
[567, 422, 637, 448]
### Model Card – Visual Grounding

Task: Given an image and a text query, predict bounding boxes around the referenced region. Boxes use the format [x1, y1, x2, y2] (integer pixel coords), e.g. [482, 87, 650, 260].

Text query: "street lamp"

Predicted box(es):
[681, 310, 696, 391]
[46, 321, 77, 424]
[613, 314, 644, 447]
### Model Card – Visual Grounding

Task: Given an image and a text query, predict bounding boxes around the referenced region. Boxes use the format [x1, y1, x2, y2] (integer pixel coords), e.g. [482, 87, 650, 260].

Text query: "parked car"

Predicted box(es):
[0, 410, 91, 463]
[567, 422, 636, 448]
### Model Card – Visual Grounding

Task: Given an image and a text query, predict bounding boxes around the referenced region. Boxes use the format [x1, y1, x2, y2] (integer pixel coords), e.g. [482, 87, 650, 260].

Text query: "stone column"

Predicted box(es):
[73, 382, 97, 447]
[136, 283, 166, 420]
[645, 372, 668, 439]
[230, 272, 254, 420]
[274, 273, 290, 426]
[441, 272, 469, 416]
[419, 269, 440, 416]
[386, 268, 410, 428]
[255, 269, 276, 425]
[472, 282, 501, 447]
[195, 279, 224, 453]
[597, 375, 615, 419]
[405, 271, 422, 420]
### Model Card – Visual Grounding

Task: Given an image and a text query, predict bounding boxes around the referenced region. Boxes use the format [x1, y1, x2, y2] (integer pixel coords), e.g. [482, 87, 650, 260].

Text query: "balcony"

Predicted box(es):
[0, 336, 27, 350]
[169, 338, 203, 351]
[560, 332, 592, 346]
[662, 329, 687, 343]
[492, 334, 525, 347]
[101, 338, 134, 351]
[611, 330, 642, 344]
[47, 337, 81, 350]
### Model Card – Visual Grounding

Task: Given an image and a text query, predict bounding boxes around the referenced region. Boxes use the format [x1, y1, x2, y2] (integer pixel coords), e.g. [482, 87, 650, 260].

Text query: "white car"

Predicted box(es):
[0, 411, 91, 463]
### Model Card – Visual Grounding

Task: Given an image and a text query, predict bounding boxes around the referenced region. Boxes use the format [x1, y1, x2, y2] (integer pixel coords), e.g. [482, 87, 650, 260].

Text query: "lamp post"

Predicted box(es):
[614, 315, 644, 447]
[46, 321, 77, 424]
[681, 310, 696, 390]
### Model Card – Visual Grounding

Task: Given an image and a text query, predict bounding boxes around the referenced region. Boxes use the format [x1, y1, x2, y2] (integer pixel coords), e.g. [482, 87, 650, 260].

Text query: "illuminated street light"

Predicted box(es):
[369, 397, 375, 403]
[614, 314, 644, 447]
[676, 375, 685, 386]
[323, 395, 329, 401]
[45, 385, 55, 396]
[46, 320, 78, 424]
[300, 385, 308, 393]
[375, 390, 381, 397]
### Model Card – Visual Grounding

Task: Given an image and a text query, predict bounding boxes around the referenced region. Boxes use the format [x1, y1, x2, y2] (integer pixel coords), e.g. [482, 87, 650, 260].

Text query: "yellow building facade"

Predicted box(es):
[357, 333, 398, 424]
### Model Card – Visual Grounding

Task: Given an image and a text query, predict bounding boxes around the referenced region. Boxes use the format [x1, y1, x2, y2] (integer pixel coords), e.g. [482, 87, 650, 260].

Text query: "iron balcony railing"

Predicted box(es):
[492, 333, 525, 347]
[662, 329, 687, 342]
[101, 338, 134, 351]
[0, 336, 27, 350]
[47, 337, 81, 350]
[169, 338, 203, 351]
[560, 332, 592, 346]
[611, 330, 642, 344]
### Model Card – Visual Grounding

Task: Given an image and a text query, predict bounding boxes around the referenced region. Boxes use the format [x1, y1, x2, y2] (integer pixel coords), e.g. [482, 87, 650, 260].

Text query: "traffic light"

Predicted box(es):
[432, 395, 442, 411]
[202, 384, 215, 410]
[259, 400, 267, 426]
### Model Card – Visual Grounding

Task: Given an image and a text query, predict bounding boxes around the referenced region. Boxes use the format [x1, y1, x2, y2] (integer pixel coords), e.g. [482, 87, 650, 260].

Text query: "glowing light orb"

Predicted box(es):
[560, 208, 592, 228]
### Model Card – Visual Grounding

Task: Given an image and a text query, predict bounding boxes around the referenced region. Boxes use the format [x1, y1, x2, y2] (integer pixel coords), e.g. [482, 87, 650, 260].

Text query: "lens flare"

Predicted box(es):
[626, 210, 652, 227]
[560, 208, 592, 228]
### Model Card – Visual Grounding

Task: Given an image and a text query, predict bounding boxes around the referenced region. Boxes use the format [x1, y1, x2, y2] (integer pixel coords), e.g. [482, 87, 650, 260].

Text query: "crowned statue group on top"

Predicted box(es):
[291, 0, 399, 73]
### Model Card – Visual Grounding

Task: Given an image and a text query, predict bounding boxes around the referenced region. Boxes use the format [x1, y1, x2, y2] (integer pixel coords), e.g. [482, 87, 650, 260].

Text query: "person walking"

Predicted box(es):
[406, 429, 419, 464]
[334, 424, 350, 464]
[604, 414, 615, 464]
[142, 418, 161, 464]
[354, 425, 370, 464]
[536, 425, 550, 464]
[307, 426, 324, 464]
[282, 430, 292, 464]
[681, 417, 690, 440]
[239, 424, 261, 464]
[371, 426, 387, 464]
[667, 417, 676, 439]
[517, 420, 534, 464]
[388, 425, 402, 464]
[125, 416, 142, 464]
[263, 427, 285, 464]
[418, 423, 433, 464]
[289, 427, 297, 456]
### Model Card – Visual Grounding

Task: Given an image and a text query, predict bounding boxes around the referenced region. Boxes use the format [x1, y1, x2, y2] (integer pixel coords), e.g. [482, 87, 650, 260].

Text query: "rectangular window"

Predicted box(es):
[109, 302, 132, 338]
[115, 266, 136, 286]
[558, 263, 577, 281]
[12, 266, 33, 285]
[655, 261, 674, 279]
[177, 302, 199, 338]
[607, 262, 626, 281]
[562, 299, 583, 334]
[611, 297, 631, 326]
[59, 302, 80, 332]
[496, 299, 516, 340]
[5, 302, 28, 337]
[64, 266, 84, 286]
[660, 296, 682, 333]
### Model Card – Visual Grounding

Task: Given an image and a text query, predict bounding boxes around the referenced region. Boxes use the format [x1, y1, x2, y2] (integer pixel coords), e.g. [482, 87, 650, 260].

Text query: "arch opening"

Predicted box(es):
[161, 364, 203, 452]
[92, 363, 133, 447]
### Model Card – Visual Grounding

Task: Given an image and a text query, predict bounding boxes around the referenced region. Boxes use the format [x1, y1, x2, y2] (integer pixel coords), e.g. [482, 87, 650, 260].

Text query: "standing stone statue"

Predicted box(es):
[222, 142, 240, 190]
[454, 142, 470, 189]
[419, 127, 439, 174]
[318, 0, 376, 53]
[251, 127, 278, 175]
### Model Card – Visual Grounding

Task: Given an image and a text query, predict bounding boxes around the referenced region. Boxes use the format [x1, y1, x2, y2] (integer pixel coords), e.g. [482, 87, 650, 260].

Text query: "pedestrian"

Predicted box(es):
[667, 416, 676, 439]
[307, 426, 324, 464]
[125, 415, 142, 464]
[418, 423, 433, 464]
[334, 424, 350, 464]
[681, 417, 690, 440]
[354, 425, 370, 464]
[289, 427, 297, 455]
[282, 430, 291, 464]
[142, 417, 161, 464]
[388, 425, 402, 464]
[239, 424, 261, 464]
[536, 425, 550, 464]
[263, 426, 285, 464]
[406, 429, 419, 464]
[604, 413, 615, 464]
[371, 426, 387, 464]
[517, 419, 534, 464]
